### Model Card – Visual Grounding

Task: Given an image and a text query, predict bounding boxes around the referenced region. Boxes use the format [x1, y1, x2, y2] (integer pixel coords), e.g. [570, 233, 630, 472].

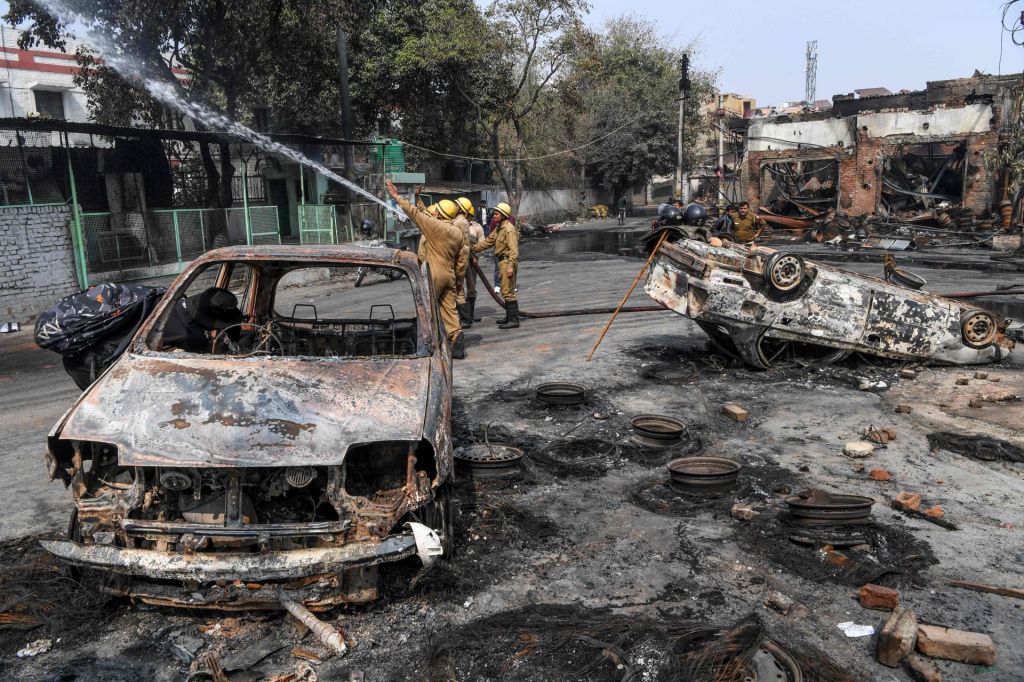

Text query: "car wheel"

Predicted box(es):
[764, 252, 805, 292]
[961, 310, 998, 349]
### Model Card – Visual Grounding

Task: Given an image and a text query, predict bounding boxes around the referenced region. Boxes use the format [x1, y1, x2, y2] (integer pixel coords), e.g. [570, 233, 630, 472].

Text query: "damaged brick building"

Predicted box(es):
[741, 73, 1022, 223]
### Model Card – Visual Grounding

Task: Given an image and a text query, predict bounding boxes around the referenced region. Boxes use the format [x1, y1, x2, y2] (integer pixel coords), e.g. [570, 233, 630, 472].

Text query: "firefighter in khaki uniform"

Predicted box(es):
[473, 201, 520, 329]
[385, 180, 467, 358]
[453, 197, 482, 328]
[451, 201, 472, 328]
[459, 198, 485, 326]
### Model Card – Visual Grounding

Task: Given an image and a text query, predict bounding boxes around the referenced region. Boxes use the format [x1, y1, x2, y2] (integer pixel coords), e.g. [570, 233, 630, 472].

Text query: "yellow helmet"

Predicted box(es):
[426, 204, 440, 217]
[494, 202, 512, 219]
[456, 197, 475, 216]
[436, 199, 459, 220]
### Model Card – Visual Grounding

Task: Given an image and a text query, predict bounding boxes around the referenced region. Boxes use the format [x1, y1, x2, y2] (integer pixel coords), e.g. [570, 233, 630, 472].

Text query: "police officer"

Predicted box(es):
[731, 201, 767, 243]
[473, 202, 519, 329]
[385, 180, 467, 358]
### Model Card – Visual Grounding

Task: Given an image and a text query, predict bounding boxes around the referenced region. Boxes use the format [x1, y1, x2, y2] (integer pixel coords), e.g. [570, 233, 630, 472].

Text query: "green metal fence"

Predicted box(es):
[80, 205, 282, 282]
[298, 204, 338, 244]
[226, 205, 282, 246]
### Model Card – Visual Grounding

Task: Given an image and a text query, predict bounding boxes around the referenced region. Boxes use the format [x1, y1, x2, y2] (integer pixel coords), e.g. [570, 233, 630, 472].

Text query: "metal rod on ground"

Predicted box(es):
[470, 260, 664, 318]
[586, 231, 669, 361]
[279, 592, 348, 655]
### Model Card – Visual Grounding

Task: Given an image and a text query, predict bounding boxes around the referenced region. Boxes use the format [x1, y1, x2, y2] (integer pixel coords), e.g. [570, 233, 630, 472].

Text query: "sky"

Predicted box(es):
[586, 0, 1024, 106]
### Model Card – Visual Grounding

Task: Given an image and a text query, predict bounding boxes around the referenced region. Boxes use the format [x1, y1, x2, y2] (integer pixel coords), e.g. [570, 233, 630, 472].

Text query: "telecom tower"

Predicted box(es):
[805, 40, 818, 104]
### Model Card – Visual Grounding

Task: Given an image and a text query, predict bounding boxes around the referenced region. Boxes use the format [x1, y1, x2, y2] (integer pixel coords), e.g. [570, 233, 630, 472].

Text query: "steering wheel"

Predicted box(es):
[211, 320, 285, 356]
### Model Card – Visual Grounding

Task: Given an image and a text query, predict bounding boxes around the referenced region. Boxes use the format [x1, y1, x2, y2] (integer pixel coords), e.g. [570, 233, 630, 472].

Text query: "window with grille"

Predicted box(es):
[34, 90, 65, 120]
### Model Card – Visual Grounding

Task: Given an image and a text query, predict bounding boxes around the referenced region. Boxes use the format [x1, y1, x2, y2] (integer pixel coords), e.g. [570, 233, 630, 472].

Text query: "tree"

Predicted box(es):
[558, 16, 716, 204]
[4, 0, 331, 222]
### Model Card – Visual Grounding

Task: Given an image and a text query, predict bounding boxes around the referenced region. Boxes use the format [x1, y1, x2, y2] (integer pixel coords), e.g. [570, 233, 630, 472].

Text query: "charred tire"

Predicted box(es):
[763, 252, 805, 292]
[961, 310, 998, 349]
[418, 481, 454, 560]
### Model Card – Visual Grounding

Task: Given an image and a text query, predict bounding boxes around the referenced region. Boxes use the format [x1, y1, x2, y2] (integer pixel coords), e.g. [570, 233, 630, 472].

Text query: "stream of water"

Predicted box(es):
[36, 0, 406, 219]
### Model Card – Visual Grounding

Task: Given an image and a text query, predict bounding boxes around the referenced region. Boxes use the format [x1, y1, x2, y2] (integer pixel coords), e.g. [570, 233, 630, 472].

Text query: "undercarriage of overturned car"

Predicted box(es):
[644, 230, 1019, 369]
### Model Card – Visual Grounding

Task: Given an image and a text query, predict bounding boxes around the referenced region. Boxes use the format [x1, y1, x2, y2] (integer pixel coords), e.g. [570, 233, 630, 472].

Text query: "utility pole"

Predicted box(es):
[336, 27, 356, 230]
[676, 53, 691, 201]
[717, 93, 725, 206]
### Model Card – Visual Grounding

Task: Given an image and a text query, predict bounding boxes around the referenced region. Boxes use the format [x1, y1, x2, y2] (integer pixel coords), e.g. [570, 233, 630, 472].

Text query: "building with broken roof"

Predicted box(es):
[739, 73, 1022, 225]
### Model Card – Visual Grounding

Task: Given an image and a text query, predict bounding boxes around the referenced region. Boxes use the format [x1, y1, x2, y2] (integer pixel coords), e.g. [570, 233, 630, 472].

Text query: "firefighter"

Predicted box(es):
[451, 198, 473, 328]
[385, 180, 467, 358]
[453, 197, 484, 327]
[731, 201, 767, 243]
[473, 201, 519, 329]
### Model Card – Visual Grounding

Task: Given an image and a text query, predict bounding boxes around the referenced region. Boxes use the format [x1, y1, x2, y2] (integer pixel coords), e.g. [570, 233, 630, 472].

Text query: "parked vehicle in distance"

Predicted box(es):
[42, 245, 453, 610]
[643, 231, 1016, 369]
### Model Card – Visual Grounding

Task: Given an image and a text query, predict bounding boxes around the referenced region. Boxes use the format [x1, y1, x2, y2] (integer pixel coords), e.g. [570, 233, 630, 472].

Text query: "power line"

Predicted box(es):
[397, 112, 646, 163]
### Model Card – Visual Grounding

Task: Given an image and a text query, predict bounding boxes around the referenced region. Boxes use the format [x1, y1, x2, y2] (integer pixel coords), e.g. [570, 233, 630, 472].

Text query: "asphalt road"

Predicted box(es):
[2, 224, 1023, 680]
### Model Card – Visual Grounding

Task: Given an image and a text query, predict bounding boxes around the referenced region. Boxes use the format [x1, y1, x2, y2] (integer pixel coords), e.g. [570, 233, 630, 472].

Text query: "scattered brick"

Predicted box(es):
[974, 371, 988, 379]
[895, 491, 922, 511]
[923, 506, 944, 518]
[721, 403, 749, 422]
[895, 404, 913, 414]
[821, 547, 850, 568]
[900, 369, 917, 379]
[730, 503, 759, 521]
[764, 591, 793, 615]
[877, 606, 918, 667]
[955, 377, 970, 385]
[990, 376, 1002, 383]
[916, 624, 996, 666]
[868, 468, 891, 481]
[969, 398, 984, 408]
[882, 427, 897, 441]
[902, 654, 942, 682]
[859, 583, 899, 611]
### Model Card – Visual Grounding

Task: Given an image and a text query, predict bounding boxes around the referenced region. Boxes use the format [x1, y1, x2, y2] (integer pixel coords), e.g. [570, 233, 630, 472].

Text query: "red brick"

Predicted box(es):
[916, 624, 996, 666]
[721, 403, 749, 422]
[902, 654, 942, 682]
[869, 468, 891, 481]
[895, 491, 922, 511]
[877, 606, 918, 667]
[859, 583, 899, 611]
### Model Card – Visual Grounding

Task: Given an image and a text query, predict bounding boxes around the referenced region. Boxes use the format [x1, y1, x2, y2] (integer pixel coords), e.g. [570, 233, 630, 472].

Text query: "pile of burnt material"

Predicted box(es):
[734, 488, 937, 587]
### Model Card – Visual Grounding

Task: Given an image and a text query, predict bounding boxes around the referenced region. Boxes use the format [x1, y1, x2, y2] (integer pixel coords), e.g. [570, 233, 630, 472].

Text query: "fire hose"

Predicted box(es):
[470, 260, 666, 319]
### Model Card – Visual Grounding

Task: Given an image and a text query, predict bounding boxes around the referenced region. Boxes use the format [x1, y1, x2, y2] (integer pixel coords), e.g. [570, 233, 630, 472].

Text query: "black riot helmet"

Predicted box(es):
[359, 218, 373, 237]
[683, 203, 708, 226]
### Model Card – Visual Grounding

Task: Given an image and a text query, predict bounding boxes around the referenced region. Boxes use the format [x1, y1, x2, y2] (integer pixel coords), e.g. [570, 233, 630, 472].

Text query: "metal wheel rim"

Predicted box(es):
[455, 444, 524, 468]
[768, 254, 803, 291]
[632, 414, 686, 441]
[535, 382, 586, 405]
[962, 311, 996, 347]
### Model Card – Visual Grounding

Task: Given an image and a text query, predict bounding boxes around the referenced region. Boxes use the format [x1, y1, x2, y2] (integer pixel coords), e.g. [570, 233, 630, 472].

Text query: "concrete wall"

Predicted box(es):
[858, 104, 993, 138]
[0, 204, 78, 323]
[748, 118, 854, 152]
[482, 188, 603, 223]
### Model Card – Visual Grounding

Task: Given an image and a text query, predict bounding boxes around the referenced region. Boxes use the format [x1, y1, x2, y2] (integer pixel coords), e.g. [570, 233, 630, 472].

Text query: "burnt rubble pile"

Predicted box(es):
[412, 605, 852, 682]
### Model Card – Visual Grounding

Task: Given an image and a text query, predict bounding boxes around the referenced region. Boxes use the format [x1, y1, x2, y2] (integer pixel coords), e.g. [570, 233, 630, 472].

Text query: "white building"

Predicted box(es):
[0, 26, 91, 123]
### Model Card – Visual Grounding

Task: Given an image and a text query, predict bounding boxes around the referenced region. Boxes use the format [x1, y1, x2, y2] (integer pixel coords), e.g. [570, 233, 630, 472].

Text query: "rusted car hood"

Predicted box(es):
[58, 353, 431, 467]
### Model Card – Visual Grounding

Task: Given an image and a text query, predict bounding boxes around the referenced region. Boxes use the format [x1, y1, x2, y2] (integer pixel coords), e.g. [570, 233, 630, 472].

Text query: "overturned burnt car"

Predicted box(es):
[42, 245, 454, 609]
[644, 230, 1016, 368]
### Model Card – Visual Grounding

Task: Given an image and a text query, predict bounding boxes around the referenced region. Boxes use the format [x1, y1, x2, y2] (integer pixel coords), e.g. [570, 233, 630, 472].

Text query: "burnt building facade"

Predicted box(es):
[742, 74, 1021, 222]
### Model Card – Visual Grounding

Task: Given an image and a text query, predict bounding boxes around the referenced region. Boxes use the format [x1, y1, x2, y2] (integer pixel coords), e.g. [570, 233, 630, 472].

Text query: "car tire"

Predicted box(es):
[763, 252, 805, 292]
[419, 481, 454, 560]
[961, 309, 998, 349]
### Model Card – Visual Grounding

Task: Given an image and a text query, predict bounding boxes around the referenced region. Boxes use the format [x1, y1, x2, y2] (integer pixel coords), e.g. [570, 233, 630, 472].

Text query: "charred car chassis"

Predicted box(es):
[644, 230, 1016, 368]
[42, 245, 454, 610]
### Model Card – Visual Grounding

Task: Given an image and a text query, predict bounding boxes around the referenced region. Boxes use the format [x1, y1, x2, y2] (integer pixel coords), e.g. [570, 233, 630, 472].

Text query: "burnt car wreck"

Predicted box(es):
[644, 230, 1017, 369]
[41, 245, 454, 610]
